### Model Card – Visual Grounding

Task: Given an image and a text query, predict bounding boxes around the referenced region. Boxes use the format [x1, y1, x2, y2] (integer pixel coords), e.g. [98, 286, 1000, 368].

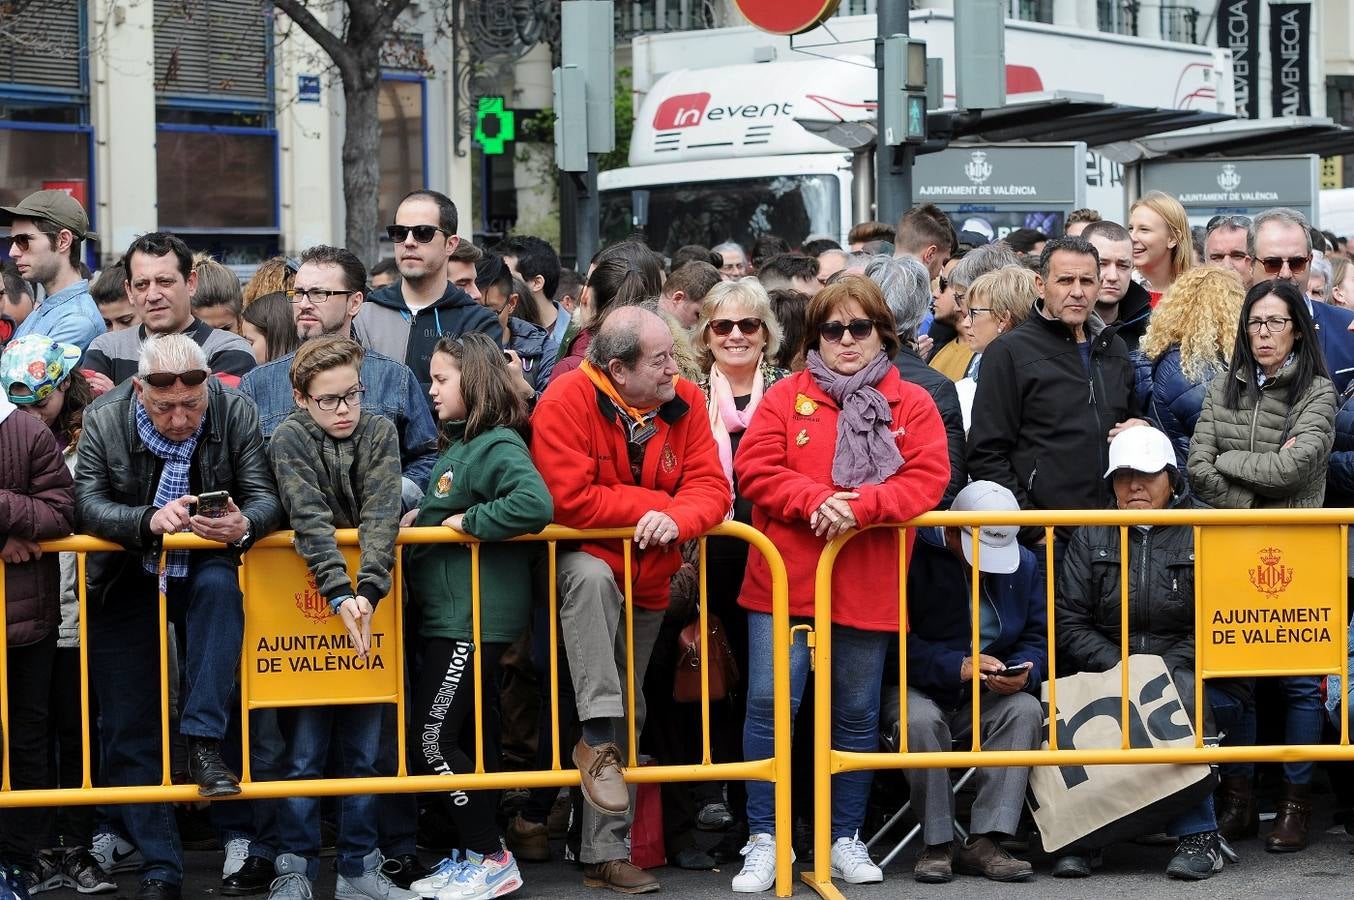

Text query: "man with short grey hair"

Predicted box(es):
[529, 306, 729, 895]
[866, 254, 965, 507]
[1249, 206, 1354, 393]
[76, 333, 280, 900]
[1203, 215, 1253, 289]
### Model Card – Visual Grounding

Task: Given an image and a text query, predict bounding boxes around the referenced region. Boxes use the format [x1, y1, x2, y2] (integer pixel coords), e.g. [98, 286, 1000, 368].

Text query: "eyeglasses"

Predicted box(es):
[817, 318, 877, 343]
[386, 224, 447, 244]
[1208, 250, 1251, 263]
[1206, 214, 1252, 232]
[142, 369, 209, 389]
[937, 276, 948, 293]
[1245, 316, 1293, 335]
[963, 307, 995, 319]
[286, 288, 353, 304]
[308, 385, 366, 412]
[1257, 255, 1310, 275]
[709, 317, 763, 336]
[951, 290, 967, 306]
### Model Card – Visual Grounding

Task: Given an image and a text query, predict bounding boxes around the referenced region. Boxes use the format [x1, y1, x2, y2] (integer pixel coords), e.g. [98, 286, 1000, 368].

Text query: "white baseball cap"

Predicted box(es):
[1104, 426, 1175, 479]
[951, 480, 1021, 575]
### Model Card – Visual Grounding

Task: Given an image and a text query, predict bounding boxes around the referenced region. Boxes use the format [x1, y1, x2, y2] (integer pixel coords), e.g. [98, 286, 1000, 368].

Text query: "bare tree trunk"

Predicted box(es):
[340, 65, 383, 267]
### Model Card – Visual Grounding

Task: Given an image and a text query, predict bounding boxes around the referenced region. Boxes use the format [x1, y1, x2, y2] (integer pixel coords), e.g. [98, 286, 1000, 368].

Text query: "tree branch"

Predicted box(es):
[271, 0, 357, 83]
[370, 0, 417, 41]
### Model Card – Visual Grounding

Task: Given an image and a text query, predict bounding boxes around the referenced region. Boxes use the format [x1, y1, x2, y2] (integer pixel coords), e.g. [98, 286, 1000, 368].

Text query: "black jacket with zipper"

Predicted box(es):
[1056, 492, 1252, 725]
[966, 302, 1138, 538]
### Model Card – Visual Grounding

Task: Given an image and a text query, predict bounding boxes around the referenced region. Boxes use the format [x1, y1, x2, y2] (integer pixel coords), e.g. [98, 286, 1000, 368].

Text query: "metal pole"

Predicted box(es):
[876, 1, 912, 227]
[574, 155, 600, 269]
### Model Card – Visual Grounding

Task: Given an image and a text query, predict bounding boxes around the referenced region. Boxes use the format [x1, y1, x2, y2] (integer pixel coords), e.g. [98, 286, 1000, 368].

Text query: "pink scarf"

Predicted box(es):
[708, 359, 766, 493]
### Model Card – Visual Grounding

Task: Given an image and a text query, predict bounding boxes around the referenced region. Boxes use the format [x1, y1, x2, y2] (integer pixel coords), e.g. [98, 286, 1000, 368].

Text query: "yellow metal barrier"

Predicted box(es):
[803, 508, 1354, 899]
[5, 522, 795, 896]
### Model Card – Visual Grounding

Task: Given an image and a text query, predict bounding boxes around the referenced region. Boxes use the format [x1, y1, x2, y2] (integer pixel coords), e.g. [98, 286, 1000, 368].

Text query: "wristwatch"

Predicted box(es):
[231, 524, 252, 549]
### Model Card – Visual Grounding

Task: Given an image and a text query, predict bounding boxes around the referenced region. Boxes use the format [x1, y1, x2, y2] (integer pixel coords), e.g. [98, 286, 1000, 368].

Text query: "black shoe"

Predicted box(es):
[380, 853, 429, 890]
[135, 878, 182, 900]
[672, 846, 717, 870]
[220, 856, 273, 896]
[186, 738, 240, 798]
[1166, 830, 1223, 880]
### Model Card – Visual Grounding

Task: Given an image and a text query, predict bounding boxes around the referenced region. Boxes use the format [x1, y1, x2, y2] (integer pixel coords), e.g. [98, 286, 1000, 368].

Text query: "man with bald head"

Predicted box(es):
[530, 305, 730, 894]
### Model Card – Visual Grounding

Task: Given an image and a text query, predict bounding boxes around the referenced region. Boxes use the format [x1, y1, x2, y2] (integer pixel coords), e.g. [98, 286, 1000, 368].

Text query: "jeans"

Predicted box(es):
[212, 705, 285, 862]
[744, 612, 889, 841]
[89, 556, 245, 885]
[1222, 676, 1322, 784]
[1169, 686, 1245, 836]
[274, 704, 384, 881]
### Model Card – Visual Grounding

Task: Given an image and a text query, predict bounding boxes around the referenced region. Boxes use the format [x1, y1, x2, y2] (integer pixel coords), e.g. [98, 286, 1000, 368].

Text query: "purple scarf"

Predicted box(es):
[806, 349, 903, 488]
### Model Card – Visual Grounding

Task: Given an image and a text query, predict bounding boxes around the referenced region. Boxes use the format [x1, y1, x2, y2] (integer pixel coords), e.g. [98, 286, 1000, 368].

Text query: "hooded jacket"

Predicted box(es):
[1104, 279, 1152, 352]
[506, 316, 558, 394]
[1187, 365, 1336, 510]
[352, 282, 501, 396]
[1057, 492, 1252, 716]
[966, 303, 1138, 523]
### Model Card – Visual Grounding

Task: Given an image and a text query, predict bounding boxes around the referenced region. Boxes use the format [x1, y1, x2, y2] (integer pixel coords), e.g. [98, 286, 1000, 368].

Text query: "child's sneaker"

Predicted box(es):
[334, 850, 417, 900]
[88, 833, 140, 875]
[59, 848, 116, 894]
[433, 851, 521, 900]
[409, 853, 463, 895]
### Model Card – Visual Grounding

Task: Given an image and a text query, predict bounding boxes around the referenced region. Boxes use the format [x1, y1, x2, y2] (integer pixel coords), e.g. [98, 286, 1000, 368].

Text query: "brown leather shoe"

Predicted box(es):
[506, 813, 551, 862]
[954, 835, 1033, 882]
[573, 738, 630, 815]
[913, 842, 954, 883]
[1215, 775, 1258, 841]
[1266, 781, 1311, 852]
[583, 859, 659, 894]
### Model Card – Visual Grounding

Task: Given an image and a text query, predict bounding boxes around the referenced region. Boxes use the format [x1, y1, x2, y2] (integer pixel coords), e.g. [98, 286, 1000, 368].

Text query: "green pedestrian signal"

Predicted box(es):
[475, 97, 516, 155]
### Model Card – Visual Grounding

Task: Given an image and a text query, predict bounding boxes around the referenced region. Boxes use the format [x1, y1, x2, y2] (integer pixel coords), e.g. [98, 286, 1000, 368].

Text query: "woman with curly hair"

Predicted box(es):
[1140, 266, 1245, 468]
[1130, 190, 1194, 304]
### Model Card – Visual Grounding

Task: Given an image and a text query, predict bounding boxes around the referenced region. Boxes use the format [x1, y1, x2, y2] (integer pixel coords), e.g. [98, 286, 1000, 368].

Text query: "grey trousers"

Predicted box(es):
[557, 550, 665, 863]
[903, 688, 1043, 846]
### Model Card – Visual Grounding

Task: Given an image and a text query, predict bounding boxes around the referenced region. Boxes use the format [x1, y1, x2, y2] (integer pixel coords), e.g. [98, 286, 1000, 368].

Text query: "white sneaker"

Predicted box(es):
[732, 833, 791, 893]
[431, 850, 522, 900]
[409, 853, 464, 894]
[89, 832, 142, 875]
[830, 835, 883, 884]
[223, 837, 251, 878]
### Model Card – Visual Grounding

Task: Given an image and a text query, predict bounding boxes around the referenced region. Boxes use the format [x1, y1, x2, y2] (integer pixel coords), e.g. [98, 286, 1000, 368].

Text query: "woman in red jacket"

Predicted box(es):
[730, 276, 950, 893]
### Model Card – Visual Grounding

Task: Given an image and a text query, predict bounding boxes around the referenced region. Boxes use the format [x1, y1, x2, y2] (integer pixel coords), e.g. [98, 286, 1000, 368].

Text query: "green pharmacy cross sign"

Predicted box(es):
[475, 97, 516, 155]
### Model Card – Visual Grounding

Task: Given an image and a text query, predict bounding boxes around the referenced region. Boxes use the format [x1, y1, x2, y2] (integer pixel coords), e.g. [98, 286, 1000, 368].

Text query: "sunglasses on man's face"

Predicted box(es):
[7, 232, 42, 253]
[1257, 255, 1310, 276]
[817, 318, 877, 343]
[142, 369, 209, 389]
[708, 317, 762, 337]
[386, 224, 446, 244]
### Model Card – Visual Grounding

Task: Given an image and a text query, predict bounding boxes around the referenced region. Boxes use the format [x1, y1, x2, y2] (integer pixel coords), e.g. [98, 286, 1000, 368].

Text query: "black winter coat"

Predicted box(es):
[893, 345, 965, 509]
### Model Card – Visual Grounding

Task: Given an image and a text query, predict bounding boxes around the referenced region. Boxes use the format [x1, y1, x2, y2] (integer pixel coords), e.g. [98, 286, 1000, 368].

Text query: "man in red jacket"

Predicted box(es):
[531, 305, 730, 894]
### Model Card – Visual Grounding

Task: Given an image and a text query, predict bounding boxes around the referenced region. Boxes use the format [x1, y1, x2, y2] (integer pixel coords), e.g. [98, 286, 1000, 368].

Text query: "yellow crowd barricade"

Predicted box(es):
[0, 522, 795, 897]
[803, 508, 1354, 900]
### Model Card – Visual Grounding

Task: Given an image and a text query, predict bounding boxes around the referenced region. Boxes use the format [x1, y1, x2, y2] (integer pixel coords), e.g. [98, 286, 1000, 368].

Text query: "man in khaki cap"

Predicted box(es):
[1, 189, 105, 353]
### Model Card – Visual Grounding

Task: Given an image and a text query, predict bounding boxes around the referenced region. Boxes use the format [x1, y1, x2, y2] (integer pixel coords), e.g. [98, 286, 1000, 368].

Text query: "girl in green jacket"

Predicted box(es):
[401, 333, 553, 900]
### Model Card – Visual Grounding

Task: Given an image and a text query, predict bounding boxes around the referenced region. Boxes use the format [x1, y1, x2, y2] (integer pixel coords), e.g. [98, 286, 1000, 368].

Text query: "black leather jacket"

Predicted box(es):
[74, 379, 281, 607]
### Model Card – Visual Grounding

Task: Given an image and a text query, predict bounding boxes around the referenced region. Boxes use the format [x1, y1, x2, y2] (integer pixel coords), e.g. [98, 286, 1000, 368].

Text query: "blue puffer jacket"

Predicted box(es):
[1327, 387, 1354, 507]
[1146, 346, 1221, 471]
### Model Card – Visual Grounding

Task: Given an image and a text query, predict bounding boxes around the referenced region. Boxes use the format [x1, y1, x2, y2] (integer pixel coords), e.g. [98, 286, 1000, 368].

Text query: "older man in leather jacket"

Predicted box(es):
[75, 333, 279, 900]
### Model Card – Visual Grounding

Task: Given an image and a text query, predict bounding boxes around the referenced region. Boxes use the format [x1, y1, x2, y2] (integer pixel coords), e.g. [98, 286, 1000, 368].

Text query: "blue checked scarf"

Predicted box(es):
[136, 402, 205, 580]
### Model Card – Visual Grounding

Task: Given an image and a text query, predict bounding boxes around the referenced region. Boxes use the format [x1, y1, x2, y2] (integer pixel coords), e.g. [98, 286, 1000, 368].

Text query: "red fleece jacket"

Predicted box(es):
[734, 368, 949, 631]
[531, 368, 731, 609]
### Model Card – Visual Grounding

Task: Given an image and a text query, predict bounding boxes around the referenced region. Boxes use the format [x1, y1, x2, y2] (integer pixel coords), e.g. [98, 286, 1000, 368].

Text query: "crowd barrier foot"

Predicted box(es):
[800, 871, 845, 899]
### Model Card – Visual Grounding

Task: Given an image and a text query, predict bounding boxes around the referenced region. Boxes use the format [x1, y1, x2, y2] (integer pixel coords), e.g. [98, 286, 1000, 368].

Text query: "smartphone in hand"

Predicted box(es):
[192, 490, 230, 518]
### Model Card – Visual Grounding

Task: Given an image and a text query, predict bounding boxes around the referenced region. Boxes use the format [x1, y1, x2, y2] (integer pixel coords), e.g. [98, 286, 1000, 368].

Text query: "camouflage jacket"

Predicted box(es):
[267, 409, 402, 605]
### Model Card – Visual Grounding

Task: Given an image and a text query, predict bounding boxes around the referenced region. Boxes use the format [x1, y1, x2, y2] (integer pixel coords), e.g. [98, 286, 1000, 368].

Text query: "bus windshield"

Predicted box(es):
[601, 174, 840, 259]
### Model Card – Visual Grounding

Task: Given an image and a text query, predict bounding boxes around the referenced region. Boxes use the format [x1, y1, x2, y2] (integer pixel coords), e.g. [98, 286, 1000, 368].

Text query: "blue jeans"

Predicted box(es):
[90, 556, 245, 885]
[274, 704, 384, 881]
[1168, 686, 1245, 837]
[212, 706, 285, 862]
[744, 612, 888, 841]
[1221, 676, 1322, 784]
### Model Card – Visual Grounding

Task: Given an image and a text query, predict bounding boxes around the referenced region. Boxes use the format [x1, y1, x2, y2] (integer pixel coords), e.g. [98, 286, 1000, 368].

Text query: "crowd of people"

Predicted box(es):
[0, 183, 1352, 900]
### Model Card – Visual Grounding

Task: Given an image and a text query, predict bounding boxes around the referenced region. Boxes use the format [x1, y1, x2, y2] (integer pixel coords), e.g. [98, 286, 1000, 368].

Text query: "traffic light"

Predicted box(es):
[474, 97, 516, 156]
[882, 35, 927, 146]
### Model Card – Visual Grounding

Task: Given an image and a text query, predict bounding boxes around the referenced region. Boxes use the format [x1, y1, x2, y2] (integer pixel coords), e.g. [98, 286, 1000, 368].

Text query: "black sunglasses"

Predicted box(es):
[386, 224, 447, 244]
[1258, 255, 1310, 275]
[142, 369, 209, 389]
[817, 319, 877, 343]
[709, 317, 762, 336]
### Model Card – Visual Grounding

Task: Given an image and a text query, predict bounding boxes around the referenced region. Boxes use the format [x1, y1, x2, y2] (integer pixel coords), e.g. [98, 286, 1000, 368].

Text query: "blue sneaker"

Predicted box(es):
[2, 864, 33, 900]
[409, 853, 463, 895]
[433, 851, 521, 900]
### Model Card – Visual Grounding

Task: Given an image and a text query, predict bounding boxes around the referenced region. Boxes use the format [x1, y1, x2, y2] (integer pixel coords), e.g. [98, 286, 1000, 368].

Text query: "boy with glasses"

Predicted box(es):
[263, 336, 416, 900]
[352, 191, 500, 399]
